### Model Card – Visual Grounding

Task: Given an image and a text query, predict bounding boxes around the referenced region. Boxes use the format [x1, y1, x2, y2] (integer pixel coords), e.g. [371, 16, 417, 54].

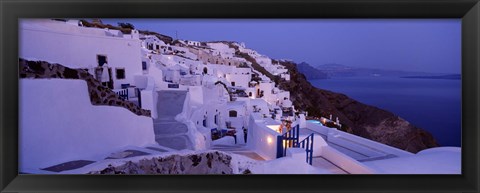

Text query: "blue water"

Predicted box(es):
[310, 77, 461, 147]
[307, 120, 322, 124]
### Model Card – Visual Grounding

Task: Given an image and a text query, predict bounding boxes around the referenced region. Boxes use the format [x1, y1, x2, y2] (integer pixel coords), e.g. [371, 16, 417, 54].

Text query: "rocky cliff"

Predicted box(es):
[89, 151, 233, 174]
[277, 60, 438, 153]
[229, 42, 438, 153]
[296, 62, 329, 79]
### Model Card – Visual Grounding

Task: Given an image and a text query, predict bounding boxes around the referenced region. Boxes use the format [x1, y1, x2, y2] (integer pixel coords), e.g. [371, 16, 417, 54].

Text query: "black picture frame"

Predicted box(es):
[1, 0, 479, 192]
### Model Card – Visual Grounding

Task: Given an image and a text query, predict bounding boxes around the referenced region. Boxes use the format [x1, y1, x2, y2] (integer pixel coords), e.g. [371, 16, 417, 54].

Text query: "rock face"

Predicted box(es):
[19, 59, 151, 117]
[89, 151, 233, 174]
[229, 43, 438, 153]
[277, 60, 438, 153]
[296, 62, 329, 80]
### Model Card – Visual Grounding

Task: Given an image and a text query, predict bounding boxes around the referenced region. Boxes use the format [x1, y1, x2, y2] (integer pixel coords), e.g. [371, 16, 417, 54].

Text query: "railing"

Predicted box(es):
[276, 124, 299, 158]
[168, 83, 179, 88]
[276, 124, 314, 165]
[297, 133, 314, 165]
[114, 89, 128, 100]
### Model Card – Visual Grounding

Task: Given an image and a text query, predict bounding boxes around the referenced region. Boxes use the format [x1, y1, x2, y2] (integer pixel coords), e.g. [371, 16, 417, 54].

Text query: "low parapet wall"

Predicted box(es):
[136, 75, 158, 119]
[328, 128, 414, 157]
[306, 122, 413, 157]
[320, 146, 376, 174]
[247, 114, 280, 160]
[20, 79, 155, 172]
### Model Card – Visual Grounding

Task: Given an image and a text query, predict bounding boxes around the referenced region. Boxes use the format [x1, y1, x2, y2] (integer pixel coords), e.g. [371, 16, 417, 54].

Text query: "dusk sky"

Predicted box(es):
[103, 19, 461, 74]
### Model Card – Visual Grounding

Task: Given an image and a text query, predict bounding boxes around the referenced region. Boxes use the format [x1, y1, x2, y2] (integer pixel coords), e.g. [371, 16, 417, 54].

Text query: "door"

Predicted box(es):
[97, 55, 107, 66]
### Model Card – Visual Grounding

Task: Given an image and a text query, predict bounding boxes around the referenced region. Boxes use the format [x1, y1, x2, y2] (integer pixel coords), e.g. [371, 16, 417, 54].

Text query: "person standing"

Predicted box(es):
[101, 63, 110, 87]
[243, 127, 247, 143]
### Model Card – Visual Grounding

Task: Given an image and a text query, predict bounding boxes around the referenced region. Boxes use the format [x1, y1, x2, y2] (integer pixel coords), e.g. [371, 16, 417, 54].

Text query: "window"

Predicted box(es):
[97, 55, 107, 66]
[249, 92, 252, 97]
[229, 110, 237, 117]
[116, 68, 125, 79]
[156, 45, 160, 50]
[142, 61, 147, 70]
[231, 82, 235, 86]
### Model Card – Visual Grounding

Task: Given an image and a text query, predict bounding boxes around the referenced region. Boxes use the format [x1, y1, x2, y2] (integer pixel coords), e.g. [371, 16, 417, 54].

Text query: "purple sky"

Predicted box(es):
[103, 19, 461, 73]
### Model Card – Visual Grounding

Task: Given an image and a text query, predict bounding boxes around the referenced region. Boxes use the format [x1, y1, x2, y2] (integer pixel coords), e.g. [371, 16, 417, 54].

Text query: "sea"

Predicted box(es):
[309, 76, 461, 147]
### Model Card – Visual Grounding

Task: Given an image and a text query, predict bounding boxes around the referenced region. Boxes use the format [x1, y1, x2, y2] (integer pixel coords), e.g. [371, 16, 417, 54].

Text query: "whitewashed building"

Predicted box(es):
[143, 35, 166, 53]
[20, 19, 143, 90]
[185, 40, 201, 47]
[18, 19, 461, 175]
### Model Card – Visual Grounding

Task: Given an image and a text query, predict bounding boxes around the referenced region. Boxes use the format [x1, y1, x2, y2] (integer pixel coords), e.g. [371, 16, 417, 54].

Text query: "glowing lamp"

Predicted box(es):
[267, 136, 273, 144]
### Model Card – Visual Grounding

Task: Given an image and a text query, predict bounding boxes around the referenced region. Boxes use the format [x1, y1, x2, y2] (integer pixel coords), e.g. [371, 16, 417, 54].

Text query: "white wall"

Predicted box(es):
[259, 81, 277, 103]
[247, 114, 280, 160]
[320, 146, 376, 174]
[305, 122, 330, 135]
[226, 103, 247, 128]
[306, 121, 414, 157]
[225, 74, 250, 88]
[20, 79, 155, 171]
[139, 75, 158, 119]
[176, 84, 231, 149]
[20, 19, 143, 89]
[248, 99, 270, 116]
[175, 84, 231, 150]
[362, 147, 461, 174]
[175, 91, 210, 150]
[327, 127, 414, 157]
[133, 75, 148, 89]
[299, 124, 375, 174]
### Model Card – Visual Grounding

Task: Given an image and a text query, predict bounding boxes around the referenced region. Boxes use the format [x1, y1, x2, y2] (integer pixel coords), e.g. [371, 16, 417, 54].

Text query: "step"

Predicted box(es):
[211, 145, 249, 151]
[153, 122, 188, 135]
[155, 135, 192, 150]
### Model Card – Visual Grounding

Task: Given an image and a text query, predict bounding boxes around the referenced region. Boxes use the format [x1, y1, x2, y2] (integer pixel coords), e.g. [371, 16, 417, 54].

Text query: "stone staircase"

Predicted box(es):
[153, 90, 192, 150]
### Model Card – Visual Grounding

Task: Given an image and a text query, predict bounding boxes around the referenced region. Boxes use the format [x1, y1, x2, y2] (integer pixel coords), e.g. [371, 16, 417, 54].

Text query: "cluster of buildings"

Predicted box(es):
[18, 19, 460, 174]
